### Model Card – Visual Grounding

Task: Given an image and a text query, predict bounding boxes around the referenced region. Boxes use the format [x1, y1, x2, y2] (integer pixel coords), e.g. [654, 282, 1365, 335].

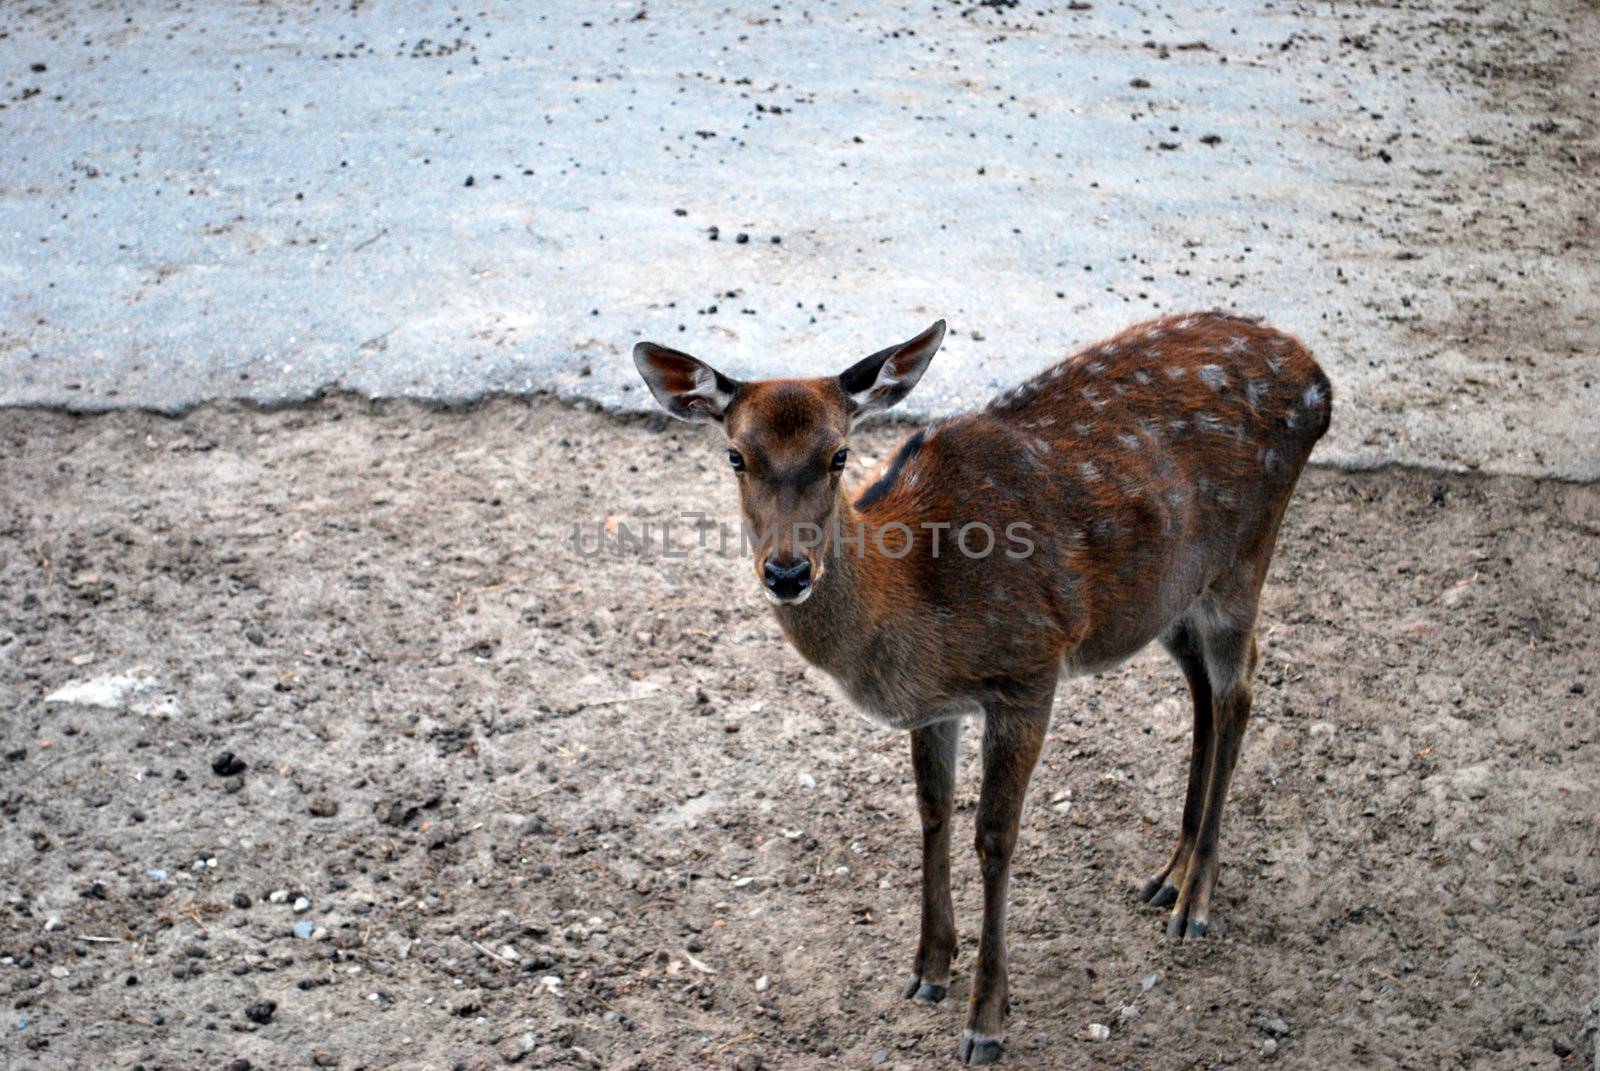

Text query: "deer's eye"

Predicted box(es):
[830, 448, 849, 471]
[728, 449, 746, 472]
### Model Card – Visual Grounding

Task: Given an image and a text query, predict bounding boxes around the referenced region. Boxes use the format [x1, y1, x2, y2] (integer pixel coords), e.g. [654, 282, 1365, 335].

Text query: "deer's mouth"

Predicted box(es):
[764, 583, 815, 607]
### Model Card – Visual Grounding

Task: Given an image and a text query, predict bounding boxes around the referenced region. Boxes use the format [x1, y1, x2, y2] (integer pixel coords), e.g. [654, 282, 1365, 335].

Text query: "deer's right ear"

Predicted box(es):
[633, 342, 742, 424]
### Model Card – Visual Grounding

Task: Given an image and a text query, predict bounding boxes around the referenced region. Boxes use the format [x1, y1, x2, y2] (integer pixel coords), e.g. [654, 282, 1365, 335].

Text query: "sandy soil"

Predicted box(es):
[1, 397, 1596, 1070]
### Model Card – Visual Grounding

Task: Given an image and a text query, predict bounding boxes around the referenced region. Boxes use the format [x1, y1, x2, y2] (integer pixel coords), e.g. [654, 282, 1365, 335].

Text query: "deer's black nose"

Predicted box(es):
[763, 557, 812, 601]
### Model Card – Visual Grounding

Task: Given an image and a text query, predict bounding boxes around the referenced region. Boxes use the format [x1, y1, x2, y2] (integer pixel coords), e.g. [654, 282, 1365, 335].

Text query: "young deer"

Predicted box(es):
[634, 312, 1331, 1066]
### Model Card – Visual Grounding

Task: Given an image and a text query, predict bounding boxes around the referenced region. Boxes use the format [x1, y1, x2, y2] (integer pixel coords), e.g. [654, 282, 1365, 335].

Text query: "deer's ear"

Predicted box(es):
[838, 320, 945, 427]
[633, 342, 742, 424]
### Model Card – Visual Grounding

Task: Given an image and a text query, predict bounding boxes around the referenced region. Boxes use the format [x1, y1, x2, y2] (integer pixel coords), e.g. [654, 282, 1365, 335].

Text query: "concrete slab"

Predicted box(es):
[1, 1, 1595, 477]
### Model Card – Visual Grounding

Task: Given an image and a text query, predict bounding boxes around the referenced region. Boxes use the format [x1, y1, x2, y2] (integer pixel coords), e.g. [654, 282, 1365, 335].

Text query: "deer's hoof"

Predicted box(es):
[1139, 877, 1178, 908]
[1165, 914, 1209, 940]
[958, 1031, 1005, 1065]
[903, 975, 949, 1003]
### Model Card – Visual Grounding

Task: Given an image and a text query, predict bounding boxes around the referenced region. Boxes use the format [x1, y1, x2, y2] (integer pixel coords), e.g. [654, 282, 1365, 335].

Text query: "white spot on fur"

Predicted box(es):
[1165, 366, 1188, 380]
[1302, 382, 1327, 408]
[1196, 365, 1228, 390]
[1116, 432, 1141, 450]
[1078, 460, 1101, 481]
[1132, 369, 1152, 386]
[1223, 334, 1248, 354]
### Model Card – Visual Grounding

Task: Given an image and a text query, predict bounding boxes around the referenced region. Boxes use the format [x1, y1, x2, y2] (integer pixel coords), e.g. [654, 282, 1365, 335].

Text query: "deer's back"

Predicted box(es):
[853, 312, 1331, 686]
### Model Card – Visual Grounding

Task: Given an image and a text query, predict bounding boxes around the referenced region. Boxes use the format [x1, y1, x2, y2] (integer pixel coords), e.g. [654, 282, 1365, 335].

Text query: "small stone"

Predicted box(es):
[1257, 1016, 1290, 1038]
[497, 1031, 537, 1063]
[1140, 973, 1158, 990]
[50, 966, 71, 979]
[43, 916, 61, 932]
[871, 1050, 890, 1065]
[268, 889, 289, 904]
[1119, 1003, 1140, 1021]
[233, 892, 252, 910]
[312, 1052, 340, 1068]
[1262, 1039, 1278, 1057]
[1084, 1023, 1111, 1042]
[293, 897, 312, 913]
[309, 795, 339, 818]
[293, 920, 315, 940]
[754, 975, 770, 992]
[243, 1000, 276, 1025]
[211, 752, 246, 777]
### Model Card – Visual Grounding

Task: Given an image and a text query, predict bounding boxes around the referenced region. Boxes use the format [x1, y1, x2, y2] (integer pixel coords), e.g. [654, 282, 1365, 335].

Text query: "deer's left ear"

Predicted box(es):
[633, 342, 743, 424]
[838, 320, 946, 427]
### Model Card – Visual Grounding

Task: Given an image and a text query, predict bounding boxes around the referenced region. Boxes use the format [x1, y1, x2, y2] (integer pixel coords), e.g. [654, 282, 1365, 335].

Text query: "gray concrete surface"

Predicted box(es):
[2, 1, 1596, 478]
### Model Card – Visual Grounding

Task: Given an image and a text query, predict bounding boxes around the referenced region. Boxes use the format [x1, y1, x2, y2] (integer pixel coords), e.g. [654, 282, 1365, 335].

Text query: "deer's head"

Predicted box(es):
[633, 322, 945, 604]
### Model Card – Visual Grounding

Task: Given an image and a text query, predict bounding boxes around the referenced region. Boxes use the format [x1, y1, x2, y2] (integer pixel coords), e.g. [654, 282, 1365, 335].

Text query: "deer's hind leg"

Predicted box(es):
[1139, 622, 1215, 910]
[1165, 603, 1261, 941]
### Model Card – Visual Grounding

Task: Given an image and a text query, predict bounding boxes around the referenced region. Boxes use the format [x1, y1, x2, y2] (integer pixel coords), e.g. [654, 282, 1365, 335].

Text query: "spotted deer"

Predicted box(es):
[634, 312, 1332, 1065]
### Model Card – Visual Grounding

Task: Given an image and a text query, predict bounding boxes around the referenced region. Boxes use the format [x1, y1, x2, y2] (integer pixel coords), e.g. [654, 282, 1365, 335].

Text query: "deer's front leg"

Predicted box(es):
[959, 704, 1048, 1067]
[904, 719, 961, 1004]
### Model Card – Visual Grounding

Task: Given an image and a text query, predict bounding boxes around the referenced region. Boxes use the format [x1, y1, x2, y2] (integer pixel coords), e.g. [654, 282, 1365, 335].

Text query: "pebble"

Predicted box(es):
[1263, 1039, 1279, 1057]
[43, 916, 61, 932]
[269, 889, 289, 904]
[293, 920, 315, 940]
[146, 869, 168, 881]
[1085, 1023, 1111, 1042]
[211, 751, 247, 777]
[1140, 973, 1159, 990]
[293, 897, 312, 913]
[754, 975, 770, 992]
[244, 1000, 276, 1025]
[497, 1031, 537, 1063]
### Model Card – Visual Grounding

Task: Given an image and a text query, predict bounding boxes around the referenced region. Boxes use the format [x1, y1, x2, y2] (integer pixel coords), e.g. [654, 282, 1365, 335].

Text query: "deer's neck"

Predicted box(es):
[770, 496, 896, 673]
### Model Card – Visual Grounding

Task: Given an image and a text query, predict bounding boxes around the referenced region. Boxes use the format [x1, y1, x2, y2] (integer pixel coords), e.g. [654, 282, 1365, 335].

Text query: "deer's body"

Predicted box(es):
[776, 312, 1330, 734]
[634, 312, 1331, 1066]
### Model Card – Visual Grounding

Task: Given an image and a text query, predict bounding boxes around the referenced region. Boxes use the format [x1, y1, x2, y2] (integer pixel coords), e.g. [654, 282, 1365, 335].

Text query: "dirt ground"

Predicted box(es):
[0, 397, 1595, 1070]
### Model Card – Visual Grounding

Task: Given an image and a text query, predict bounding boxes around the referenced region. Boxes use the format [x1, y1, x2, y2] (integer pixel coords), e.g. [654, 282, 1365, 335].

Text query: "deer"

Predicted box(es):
[633, 311, 1332, 1065]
